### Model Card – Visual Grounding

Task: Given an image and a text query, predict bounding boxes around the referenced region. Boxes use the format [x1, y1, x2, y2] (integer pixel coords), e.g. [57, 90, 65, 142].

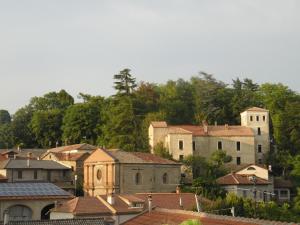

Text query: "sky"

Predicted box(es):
[1, 0, 300, 113]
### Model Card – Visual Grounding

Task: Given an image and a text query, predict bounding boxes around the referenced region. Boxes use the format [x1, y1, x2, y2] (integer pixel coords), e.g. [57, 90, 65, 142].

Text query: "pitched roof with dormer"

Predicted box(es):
[217, 173, 271, 185]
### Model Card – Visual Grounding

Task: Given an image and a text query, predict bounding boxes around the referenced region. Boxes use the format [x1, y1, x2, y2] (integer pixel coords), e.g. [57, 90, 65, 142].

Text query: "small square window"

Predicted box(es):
[192, 141, 196, 151]
[263, 116, 266, 121]
[256, 116, 259, 121]
[18, 171, 22, 179]
[236, 157, 241, 165]
[250, 116, 253, 121]
[218, 141, 222, 150]
[236, 141, 240, 151]
[34, 170, 38, 179]
[257, 127, 261, 135]
[178, 140, 184, 150]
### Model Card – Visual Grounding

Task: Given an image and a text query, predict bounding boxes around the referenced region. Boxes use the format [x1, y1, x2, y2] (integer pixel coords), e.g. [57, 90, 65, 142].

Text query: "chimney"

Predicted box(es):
[107, 193, 115, 205]
[225, 124, 229, 130]
[202, 121, 208, 134]
[148, 194, 152, 213]
[27, 152, 32, 159]
[27, 158, 30, 167]
[179, 196, 183, 209]
[17, 145, 21, 152]
[268, 165, 272, 172]
[214, 121, 217, 126]
[4, 209, 9, 225]
[176, 186, 181, 194]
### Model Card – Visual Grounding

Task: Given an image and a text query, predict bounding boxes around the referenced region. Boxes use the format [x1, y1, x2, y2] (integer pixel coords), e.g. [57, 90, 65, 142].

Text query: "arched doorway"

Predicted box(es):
[7, 205, 32, 221]
[41, 204, 55, 220]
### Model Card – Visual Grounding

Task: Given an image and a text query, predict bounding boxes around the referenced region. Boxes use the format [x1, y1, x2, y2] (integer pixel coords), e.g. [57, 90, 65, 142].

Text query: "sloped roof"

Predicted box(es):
[134, 193, 202, 211]
[105, 149, 180, 165]
[0, 149, 47, 159]
[244, 107, 269, 112]
[171, 125, 254, 137]
[150, 121, 168, 128]
[217, 173, 271, 185]
[274, 178, 293, 188]
[48, 144, 97, 153]
[0, 183, 72, 200]
[54, 197, 112, 215]
[123, 208, 262, 225]
[1, 159, 70, 170]
[52, 152, 90, 161]
[2, 218, 109, 225]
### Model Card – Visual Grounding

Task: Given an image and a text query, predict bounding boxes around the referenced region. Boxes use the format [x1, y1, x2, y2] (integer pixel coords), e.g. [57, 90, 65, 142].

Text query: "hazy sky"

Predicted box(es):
[1, 0, 300, 113]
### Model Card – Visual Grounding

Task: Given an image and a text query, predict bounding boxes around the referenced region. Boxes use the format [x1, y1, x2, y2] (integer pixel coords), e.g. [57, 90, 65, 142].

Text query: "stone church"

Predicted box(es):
[149, 107, 270, 166]
[83, 148, 181, 196]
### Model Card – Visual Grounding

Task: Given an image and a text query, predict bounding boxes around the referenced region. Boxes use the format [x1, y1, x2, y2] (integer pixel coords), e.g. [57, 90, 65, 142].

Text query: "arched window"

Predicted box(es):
[97, 169, 102, 181]
[7, 205, 32, 221]
[247, 166, 256, 171]
[162, 173, 168, 184]
[135, 172, 141, 185]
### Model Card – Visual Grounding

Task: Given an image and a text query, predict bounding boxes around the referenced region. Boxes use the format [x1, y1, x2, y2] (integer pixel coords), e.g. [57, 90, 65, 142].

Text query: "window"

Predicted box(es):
[192, 141, 196, 151]
[236, 141, 240, 151]
[280, 190, 288, 198]
[256, 115, 259, 121]
[179, 155, 184, 161]
[257, 127, 261, 135]
[162, 173, 168, 184]
[178, 140, 184, 150]
[97, 169, 102, 181]
[17, 171, 22, 179]
[135, 172, 141, 185]
[263, 116, 266, 121]
[250, 116, 253, 121]
[258, 144, 262, 153]
[236, 157, 241, 165]
[243, 190, 247, 198]
[63, 170, 67, 178]
[217, 141, 222, 150]
[34, 170, 38, 179]
[47, 171, 51, 181]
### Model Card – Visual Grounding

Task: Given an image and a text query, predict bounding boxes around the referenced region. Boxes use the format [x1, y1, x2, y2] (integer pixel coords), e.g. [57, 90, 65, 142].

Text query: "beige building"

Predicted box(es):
[0, 159, 73, 192]
[217, 164, 274, 202]
[0, 183, 72, 221]
[83, 148, 181, 196]
[149, 107, 270, 166]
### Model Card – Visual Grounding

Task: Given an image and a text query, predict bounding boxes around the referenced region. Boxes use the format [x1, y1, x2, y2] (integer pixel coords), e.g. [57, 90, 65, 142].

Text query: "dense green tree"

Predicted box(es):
[113, 68, 137, 95]
[153, 142, 172, 159]
[30, 109, 63, 148]
[29, 89, 74, 111]
[62, 96, 104, 145]
[0, 110, 11, 124]
[0, 124, 14, 148]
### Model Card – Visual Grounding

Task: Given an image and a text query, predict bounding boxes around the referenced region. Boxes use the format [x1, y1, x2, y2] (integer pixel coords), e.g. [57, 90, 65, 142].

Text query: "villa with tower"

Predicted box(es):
[149, 107, 270, 166]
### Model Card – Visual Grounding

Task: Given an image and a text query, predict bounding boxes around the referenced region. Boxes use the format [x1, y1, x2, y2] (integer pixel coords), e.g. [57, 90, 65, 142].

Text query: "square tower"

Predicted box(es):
[240, 107, 270, 164]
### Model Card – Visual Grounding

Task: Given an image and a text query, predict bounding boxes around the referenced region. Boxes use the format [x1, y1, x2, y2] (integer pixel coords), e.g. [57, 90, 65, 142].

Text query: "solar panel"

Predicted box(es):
[0, 183, 71, 197]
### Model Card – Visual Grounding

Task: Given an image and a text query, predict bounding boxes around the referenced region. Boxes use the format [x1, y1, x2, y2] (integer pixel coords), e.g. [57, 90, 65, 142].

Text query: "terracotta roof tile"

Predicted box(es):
[122, 208, 259, 225]
[244, 107, 269, 112]
[170, 125, 254, 137]
[53, 152, 90, 161]
[217, 173, 271, 185]
[48, 144, 97, 153]
[150, 121, 168, 128]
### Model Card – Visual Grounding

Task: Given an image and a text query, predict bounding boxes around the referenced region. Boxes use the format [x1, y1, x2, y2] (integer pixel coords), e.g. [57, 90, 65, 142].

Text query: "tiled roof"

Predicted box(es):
[1, 159, 70, 170]
[217, 173, 271, 185]
[172, 125, 254, 137]
[0, 149, 47, 159]
[150, 121, 168, 128]
[106, 149, 180, 165]
[2, 218, 110, 225]
[54, 197, 112, 215]
[274, 178, 293, 188]
[134, 193, 202, 211]
[48, 144, 97, 153]
[52, 152, 90, 161]
[244, 107, 269, 112]
[0, 183, 73, 200]
[53, 195, 145, 216]
[122, 208, 260, 225]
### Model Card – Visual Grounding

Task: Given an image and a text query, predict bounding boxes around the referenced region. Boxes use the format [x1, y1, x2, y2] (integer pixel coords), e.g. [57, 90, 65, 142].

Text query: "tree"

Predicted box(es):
[113, 68, 137, 95]
[153, 142, 172, 159]
[62, 96, 104, 145]
[0, 124, 14, 148]
[0, 110, 11, 124]
[30, 109, 63, 148]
